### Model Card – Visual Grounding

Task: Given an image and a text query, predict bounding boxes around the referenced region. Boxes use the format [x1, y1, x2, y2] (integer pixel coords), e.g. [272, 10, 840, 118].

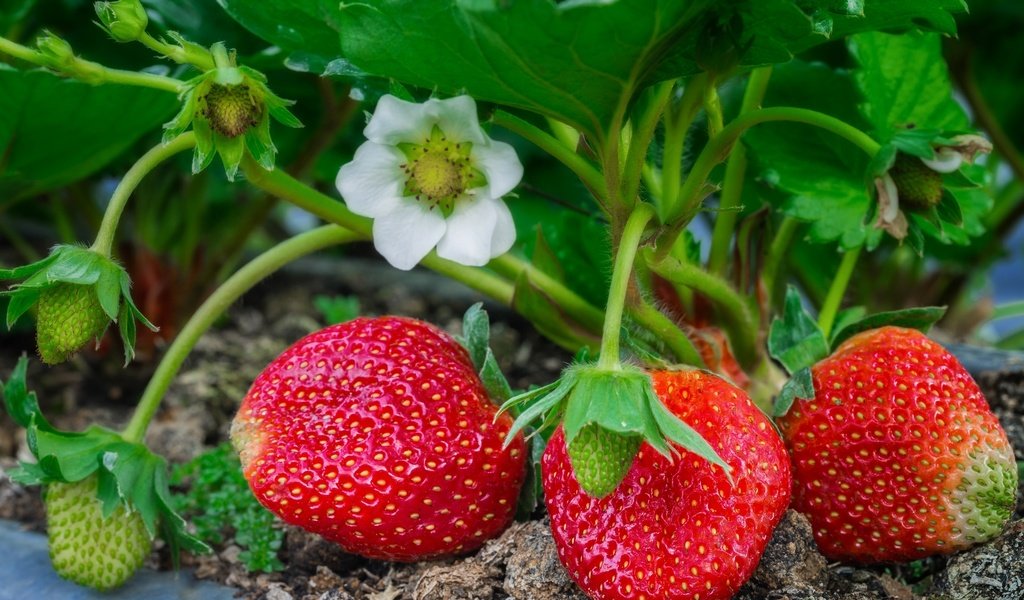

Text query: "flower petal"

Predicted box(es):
[336, 142, 407, 218]
[372, 200, 446, 270]
[364, 95, 433, 145]
[425, 96, 486, 145]
[921, 147, 963, 173]
[472, 140, 524, 199]
[436, 197, 499, 266]
[489, 199, 516, 256]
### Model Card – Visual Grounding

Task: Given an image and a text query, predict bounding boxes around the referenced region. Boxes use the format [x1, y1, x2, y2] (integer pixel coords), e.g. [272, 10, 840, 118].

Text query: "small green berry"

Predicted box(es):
[46, 475, 152, 591]
[567, 424, 641, 498]
[203, 83, 262, 138]
[890, 153, 943, 209]
[36, 283, 111, 364]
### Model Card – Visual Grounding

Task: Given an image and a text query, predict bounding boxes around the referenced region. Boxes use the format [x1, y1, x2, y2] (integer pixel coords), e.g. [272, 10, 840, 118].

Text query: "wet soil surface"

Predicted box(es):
[1, 261, 1022, 599]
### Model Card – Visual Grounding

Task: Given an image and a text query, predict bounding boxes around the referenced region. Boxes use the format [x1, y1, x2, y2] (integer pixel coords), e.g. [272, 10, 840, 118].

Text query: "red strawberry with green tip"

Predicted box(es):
[543, 369, 791, 600]
[778, 326, 1018, 563]
[232, 316, 527, 561]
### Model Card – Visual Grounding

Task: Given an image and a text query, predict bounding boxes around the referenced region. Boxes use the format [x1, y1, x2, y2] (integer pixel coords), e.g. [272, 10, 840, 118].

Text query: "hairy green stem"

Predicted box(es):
[660, 74, 708, 220]
[598, 204, 655, 369]
[138, 31, 215, 71]
[707, 67, 773, 276]
[645, 249, 759, 369]
[703, 83, 724, 138]
[492, 110, 607, 201]
[621, 81, 674, 206]
[629, 297, 706, 367]
[818, 245, 862, 338]
[122, 225, 363, 443]
[0, 35, 184, 92]
[242, 159, 516, 305]
[90, 133, 196, 257]
[667, 106, 881, 223]
[761, 216, 800, 304]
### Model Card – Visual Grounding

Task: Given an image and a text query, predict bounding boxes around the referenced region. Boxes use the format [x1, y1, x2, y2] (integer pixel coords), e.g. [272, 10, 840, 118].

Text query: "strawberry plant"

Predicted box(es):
[0, 0, 1022, 597]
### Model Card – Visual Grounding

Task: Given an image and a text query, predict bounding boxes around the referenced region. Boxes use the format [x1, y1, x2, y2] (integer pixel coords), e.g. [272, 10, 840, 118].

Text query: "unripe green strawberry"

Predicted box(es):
[890, 153, 943, 209]
[566, 424, 641, 498]
[36, 283, 110, 364]
[203, 84, 262, 138]
[45, 475, 152, 590]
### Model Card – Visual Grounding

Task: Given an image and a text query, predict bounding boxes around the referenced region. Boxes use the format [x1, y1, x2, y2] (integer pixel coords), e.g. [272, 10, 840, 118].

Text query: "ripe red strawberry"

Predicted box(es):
[543, 369, 791, 600]
[778, 326, 1018, 563]
[231, 316, 527, 561]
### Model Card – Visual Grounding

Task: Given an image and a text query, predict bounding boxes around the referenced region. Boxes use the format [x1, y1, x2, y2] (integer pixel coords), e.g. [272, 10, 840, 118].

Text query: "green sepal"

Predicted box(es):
[5, 288, 40, 330]
[867, 143, 897, 178]
[774, 367, 814, 417]
[513, 427, 546, 521]
[217, 133, 245, 181]
[162, 87, 198, 144]
[0, 357, 211, 564]
[244, 113, 277, 171]
[768, 286, 830, 374]
[0, 252, 59, 281]
[454, 303, 515, 406]
[935, 189, 963, 226]
[503, 364, 730, 496]
[191, 117, 216, 174]
[830, 306, 947, 348]
[889, 128, 942, 159]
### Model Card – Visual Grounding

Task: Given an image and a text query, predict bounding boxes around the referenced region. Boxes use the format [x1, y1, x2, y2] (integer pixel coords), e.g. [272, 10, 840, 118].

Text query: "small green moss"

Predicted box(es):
[172, 443, 284, 572]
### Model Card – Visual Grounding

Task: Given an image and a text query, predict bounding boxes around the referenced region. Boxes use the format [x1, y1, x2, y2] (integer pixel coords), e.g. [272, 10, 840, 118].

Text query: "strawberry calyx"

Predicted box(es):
[1, 356, 210, 566]
[500, 363, 730, 498]
[0, 244, 158, 365]
[768, 285, 946, 417]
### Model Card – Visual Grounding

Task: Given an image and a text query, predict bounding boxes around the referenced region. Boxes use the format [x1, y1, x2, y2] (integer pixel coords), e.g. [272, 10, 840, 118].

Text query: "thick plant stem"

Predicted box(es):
[121, 225, 364, 443]
[762, 216, 800, 304]
[0, 36, 184, 92]
[630, 297, 707, 368]
[598, 204, 655, 370]
[666, 106, 881, 224]
[90, 133, 197, 257]
[645, 250, 758, 370]
[660, 75, 707, 219]
[242, 159, 516, 305]
[621, 81, 674, 206]
[818, 245, 862, 339]
[707, 67, 773, 276]
[492, 110, 607, 201]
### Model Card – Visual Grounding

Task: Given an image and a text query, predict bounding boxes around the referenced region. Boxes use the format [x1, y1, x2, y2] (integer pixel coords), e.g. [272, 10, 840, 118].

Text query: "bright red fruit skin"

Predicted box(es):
[778, 327, 1018, 564]
[232, 317, 527, 561]
[543, 370, 791, 600]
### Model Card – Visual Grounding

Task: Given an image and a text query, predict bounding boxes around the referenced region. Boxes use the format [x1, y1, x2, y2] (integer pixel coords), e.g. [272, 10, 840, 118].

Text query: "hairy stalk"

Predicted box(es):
[707, 67, 773, 276]
[645, 249, 759, 370]
[621, 81, 674, 207]
[598, 204, 655, 369]
[660, 74, 708, 219]
[242, 158, 516, 305]
[122, 225, 364, 443]
[761, 216, 800, 305]
[492, 110, 607, 201]
[90, 133, 197, 257]
[818, 245, 862, 338]
[137, 31, 215, 70]
[629, 296, 706, 367]
[0, 35, 184, 92]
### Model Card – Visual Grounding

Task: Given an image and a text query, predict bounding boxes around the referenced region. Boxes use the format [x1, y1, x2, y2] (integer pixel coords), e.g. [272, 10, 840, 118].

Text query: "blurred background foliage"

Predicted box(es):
[0, 0, 1022, 356]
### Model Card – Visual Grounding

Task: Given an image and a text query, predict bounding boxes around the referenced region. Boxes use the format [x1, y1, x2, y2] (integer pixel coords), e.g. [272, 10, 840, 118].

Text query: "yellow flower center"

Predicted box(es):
[400, 126, 486, 216]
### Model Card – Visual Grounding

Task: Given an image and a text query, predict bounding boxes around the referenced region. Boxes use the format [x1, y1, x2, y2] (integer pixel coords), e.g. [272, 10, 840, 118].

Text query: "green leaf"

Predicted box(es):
[656, 0, 965, 77]
[830, 306, 947, 347]
[745, 61, 879, 250]
[338, 0, 713, 145]
[216, 0, 343, 73]
[0, 356, 50, 431]
[0, 66, 176, 206]
[774, 367, 814, 417]
[768, 286, 829, 374]
[849, 31, 969, 138]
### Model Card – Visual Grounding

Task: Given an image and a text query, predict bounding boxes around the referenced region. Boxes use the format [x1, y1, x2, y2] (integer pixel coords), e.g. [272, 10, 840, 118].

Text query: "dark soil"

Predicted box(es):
[1, 259, 1023, 600]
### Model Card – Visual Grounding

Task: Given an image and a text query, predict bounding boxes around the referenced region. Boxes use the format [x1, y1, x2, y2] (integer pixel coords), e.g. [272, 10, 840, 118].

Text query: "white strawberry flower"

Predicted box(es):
[336, 95, 523, 270]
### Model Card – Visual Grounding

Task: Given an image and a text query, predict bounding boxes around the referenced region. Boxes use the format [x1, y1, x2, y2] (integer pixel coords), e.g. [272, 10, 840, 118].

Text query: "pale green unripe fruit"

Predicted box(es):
[45, 476, 152, 591]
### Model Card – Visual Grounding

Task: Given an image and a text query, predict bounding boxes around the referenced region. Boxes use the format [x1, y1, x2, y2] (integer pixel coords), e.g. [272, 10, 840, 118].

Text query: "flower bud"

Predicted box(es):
[94, 0, 148, 43]
[36, 32, 75, 70]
